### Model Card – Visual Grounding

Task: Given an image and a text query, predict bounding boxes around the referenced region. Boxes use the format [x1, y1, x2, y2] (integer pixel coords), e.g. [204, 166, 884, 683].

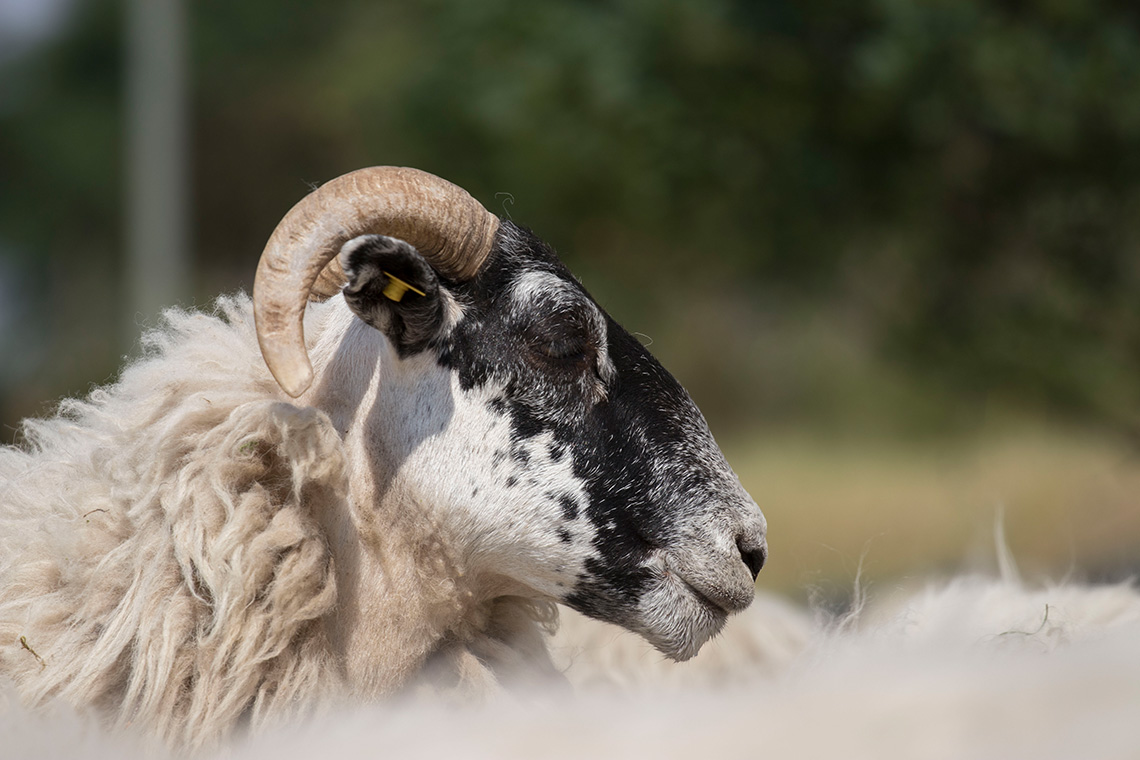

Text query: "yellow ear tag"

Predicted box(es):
[381, 272, 427, 302]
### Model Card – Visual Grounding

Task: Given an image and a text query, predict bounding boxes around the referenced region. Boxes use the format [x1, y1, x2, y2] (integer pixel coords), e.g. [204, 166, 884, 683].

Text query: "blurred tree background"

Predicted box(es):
[2, 0, 1138, 592]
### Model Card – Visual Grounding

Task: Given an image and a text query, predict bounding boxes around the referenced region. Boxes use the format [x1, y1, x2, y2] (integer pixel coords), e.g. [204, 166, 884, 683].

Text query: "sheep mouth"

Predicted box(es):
[647, 592, 728, 662]
[566, 551, 744, 661]
[665, 550, 755, 614]
[625, 557, 735, 661]
[675, 573, 733, 616]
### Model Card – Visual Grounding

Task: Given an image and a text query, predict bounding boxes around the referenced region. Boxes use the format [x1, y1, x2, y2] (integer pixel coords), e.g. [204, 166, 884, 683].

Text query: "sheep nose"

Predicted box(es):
[737, 536, 767, 581]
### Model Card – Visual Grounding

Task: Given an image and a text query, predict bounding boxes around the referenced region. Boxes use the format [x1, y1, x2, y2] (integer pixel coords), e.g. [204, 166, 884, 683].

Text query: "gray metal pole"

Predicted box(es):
[125, 0, 189, 336]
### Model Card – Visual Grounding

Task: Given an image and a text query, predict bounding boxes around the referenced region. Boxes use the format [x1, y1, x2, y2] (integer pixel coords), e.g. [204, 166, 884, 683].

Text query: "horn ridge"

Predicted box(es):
[253, 166, 499, 397]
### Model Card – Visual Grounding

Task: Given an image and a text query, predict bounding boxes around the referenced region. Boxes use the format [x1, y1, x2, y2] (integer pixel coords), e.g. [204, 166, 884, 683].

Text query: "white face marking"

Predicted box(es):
[393, 377, 599, 599]
[313, 309, 600, 604]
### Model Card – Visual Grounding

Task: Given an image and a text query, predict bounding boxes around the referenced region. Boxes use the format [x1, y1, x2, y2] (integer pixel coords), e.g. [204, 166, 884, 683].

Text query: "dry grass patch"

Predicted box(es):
[726, 425, 1140, 598]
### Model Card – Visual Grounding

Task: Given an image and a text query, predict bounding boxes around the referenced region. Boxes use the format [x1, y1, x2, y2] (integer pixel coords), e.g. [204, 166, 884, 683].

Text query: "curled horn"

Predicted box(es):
[253, 166, 499, 397]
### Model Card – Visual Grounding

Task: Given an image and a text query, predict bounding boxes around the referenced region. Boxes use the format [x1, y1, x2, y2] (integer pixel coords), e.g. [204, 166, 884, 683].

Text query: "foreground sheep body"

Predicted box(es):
[6, 575, 1140, 760]
[0, 168, 767, 749]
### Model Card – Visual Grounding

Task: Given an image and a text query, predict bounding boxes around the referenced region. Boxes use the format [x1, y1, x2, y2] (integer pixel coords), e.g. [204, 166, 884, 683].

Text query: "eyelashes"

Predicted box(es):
[523, 310, 597, 365]
[537, 330, 592, 361]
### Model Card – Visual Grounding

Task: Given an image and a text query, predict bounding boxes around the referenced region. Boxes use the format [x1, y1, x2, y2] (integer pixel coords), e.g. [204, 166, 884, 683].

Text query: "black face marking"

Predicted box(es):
[557, 494, 578, 521]
[432, 222, 737, 622]
[545, 491, 579, 520]
[506, 400, 546, 441]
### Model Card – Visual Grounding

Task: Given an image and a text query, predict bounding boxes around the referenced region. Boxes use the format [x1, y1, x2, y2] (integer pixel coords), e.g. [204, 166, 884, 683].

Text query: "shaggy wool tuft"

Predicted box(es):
[0, 296, 347, 751]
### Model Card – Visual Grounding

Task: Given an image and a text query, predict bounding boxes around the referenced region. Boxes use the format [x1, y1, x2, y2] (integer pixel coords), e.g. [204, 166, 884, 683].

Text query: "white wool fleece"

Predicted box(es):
[0, 294, 563, 752]
[0, 296, 348, 750]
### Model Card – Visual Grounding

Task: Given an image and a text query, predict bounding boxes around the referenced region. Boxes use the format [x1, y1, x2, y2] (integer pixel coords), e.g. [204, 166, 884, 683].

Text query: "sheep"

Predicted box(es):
[0, 166, 768, 751]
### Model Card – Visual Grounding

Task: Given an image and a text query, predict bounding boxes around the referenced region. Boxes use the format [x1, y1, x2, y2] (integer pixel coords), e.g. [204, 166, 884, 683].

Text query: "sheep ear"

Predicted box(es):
[339, 235, 447, 356]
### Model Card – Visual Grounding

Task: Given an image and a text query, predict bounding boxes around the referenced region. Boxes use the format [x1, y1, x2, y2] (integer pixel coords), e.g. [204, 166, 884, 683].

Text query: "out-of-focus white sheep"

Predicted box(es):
[6, 574, 1139, 760]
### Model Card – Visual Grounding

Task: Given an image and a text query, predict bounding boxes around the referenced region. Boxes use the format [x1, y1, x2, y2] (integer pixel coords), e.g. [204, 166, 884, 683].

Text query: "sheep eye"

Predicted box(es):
[523, 314, 594, 365]
[539, 333, 590, 360]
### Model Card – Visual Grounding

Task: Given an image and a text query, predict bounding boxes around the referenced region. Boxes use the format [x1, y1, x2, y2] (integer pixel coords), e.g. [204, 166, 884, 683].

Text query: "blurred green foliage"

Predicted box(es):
[1, 0, 1139, 438]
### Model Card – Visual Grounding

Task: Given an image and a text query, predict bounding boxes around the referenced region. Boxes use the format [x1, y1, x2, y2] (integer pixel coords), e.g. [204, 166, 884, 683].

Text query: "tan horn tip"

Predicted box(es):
[262, 342, 313, 399]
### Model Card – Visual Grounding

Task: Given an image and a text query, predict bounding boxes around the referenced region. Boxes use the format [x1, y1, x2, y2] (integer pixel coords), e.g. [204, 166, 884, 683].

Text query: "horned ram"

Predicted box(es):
[0, 167, 767, 751]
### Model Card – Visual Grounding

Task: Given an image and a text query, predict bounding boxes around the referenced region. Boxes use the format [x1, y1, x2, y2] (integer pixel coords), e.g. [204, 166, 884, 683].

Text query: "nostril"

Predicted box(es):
[738, 538, 767, 581]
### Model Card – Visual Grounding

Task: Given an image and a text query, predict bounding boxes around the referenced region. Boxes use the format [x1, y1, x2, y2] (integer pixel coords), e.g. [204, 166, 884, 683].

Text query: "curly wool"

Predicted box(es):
[0, 296, 354, 751]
